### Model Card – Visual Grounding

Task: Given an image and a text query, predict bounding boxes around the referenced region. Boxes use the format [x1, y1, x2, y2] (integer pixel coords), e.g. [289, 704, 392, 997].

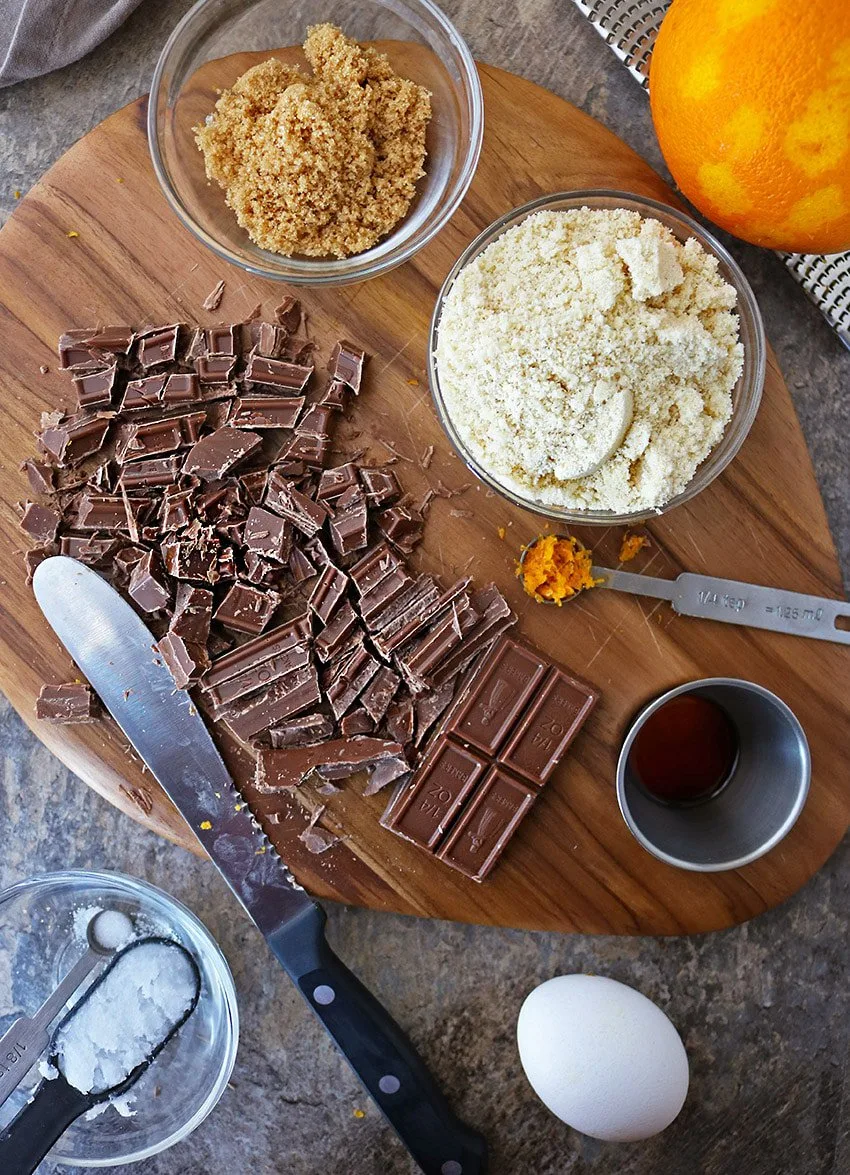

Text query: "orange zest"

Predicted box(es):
[517, 534, 599, 606]
[619, 532, 650, 563]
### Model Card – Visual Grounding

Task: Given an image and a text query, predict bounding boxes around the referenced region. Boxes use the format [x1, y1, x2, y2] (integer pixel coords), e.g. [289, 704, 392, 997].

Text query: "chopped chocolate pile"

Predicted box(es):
[22, 309, 522, 866]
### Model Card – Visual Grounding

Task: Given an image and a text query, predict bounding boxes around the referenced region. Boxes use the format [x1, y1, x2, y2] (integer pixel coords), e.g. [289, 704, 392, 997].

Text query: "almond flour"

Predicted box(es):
[435, 208, 744, 513]
[195, 25, 432, 259]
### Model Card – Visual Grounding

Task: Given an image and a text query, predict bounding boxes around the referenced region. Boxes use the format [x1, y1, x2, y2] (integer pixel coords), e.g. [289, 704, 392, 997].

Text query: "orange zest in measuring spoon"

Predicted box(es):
[517, 534, 599, 605]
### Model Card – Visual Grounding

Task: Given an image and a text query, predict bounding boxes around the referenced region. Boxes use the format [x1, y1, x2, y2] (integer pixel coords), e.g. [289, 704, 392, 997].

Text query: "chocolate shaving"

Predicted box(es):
[202, 280, 226, 311]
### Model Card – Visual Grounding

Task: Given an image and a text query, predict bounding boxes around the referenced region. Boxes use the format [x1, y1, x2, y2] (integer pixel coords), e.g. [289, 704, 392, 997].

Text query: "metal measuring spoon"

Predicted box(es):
[0, 909, 131, 1110]
[519, 535, 850, 644]
[0, 936, 200, 1175]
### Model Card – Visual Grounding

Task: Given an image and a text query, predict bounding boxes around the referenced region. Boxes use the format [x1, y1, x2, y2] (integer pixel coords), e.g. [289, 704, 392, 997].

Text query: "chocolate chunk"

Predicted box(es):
[319, 378, 349, 410]
[121, 374, 168, 411]
[161, 527, 220, 582]
[273, 296, 301, 333]
[296, 405, 333, 439]
[360, 666, 400, 724]
[414, 680, 457, 747]
[158, 631, 210, 689]
[231, 396, 304, 430]
[128, 550, 170, 612]
[280, 432, 329, 468]
[59, 534, 118, 566]
[430, 585, 516, 686]
[325, 646, 380, 719]
[195, 354, 236, 385]
[340, 708, 374, 737]
[245, 354, 312, 392]
[36, 682, 99, 723]
[117, 454, 182, 490]
[250, 321, 288, 357]
[59, 328, 132, 369]
[386, 695, 415, 745]
[329, 341, 365, 393]
[378, 578, 474, 658]
[214, 582, 279, 634]
[314, 601, 360, 662]
[358, 564, 412, 627]
[163, 373, 202, 405]
[376, 503, 424, 554]
[243, 551, 277, 584]
[76, 493, 153, 533]
[21, 458, 55, 496]
[360, 467, 400, 507]
[270, 712, 335, 747]
[205, 636, 312, 711]
[20, 501, 60, 545]
[202, 615, 311, 688]
[243, 507, 292, 562]
[182, 427, 261, 480]
[222, 664, 321, 741]
[308, 562, 348, 623]
[363, 754, 410, 796]
[264, 471, 328, 536]
[316, 463, 359, 503]
[239, 470, 269, 503]
[25, 547, 52, 583]
[206, 325, 239, 354]
[366, 575, 439, 643]
[39, 414, 111, 467]
[255, 736, 404, 793]
[389, 739, 487, 849]
[329, 486, 368, 557]
[73, 365, 117, 410]
[288, 545, 316, 583]
[160, 486, 194, 531]
[138, 325, 181, 368]
[112, 545, 147, 579]
[115, 412, 206, 463]
[349, 542, 404, 596]
[170, 583, 213, 645]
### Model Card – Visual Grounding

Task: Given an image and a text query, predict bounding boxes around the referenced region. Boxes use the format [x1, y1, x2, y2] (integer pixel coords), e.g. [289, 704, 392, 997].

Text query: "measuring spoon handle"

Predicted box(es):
[0, 949, 100, 1109]
[674, 573, 850, 644]
[0, 1075, 90, 1174]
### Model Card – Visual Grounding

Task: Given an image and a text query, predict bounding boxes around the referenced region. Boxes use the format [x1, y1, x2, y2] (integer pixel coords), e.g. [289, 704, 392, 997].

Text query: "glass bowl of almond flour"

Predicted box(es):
[429, 191, 765, 524]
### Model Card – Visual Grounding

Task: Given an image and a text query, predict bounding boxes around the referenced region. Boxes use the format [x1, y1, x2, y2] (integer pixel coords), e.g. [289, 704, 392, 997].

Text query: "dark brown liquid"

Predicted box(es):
[629, 694, 738, 805]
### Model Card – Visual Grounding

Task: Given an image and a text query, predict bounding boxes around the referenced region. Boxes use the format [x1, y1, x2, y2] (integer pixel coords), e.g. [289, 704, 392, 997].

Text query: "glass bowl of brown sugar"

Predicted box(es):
[149, 0, 483, 286]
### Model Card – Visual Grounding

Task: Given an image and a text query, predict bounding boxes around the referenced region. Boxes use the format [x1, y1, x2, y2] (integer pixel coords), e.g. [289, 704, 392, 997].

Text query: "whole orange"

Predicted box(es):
[649, 0, 850, 253]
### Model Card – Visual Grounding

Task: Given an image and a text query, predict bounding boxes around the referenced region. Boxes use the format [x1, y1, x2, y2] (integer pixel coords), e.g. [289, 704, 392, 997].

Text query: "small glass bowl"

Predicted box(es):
[148, 0, 483, 286]
[429, 190, 766, 525]
[0, 870, 238, 1167]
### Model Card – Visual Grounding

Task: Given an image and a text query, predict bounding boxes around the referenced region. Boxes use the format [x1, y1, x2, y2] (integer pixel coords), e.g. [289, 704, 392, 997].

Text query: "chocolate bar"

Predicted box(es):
[385, 636, 598, 881]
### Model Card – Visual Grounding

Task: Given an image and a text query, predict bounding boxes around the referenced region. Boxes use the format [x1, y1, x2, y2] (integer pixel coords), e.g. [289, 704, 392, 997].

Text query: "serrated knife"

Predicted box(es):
[32, 557, 487, 1175]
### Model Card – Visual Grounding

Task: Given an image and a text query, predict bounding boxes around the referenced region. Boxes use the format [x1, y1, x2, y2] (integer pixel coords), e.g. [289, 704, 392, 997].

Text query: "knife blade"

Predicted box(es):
[33, 557, 487, 1175]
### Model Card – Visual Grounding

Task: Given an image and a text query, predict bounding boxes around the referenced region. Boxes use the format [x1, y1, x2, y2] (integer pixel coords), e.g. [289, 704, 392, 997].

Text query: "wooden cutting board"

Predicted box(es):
[1, 57, 848, 936]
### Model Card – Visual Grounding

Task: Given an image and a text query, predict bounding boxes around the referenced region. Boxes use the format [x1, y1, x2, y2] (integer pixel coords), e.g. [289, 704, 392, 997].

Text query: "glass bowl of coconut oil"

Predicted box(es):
[0, 870, 238, 1166]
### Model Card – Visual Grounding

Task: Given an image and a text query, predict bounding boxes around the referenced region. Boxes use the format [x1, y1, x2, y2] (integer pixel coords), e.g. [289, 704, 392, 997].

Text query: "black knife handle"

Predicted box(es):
[269, 905, 487, 1175]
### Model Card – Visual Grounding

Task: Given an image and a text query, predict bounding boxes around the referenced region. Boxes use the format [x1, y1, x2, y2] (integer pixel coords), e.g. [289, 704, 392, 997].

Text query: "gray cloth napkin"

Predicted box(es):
[1, 0, 143, 87]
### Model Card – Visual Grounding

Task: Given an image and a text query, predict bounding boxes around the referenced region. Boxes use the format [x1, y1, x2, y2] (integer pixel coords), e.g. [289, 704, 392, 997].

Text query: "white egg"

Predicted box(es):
[517, 974, 688, 1142]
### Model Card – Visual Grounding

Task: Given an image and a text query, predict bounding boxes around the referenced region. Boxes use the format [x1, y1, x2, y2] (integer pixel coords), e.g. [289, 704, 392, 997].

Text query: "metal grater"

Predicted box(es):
[571, 0, 850, 350]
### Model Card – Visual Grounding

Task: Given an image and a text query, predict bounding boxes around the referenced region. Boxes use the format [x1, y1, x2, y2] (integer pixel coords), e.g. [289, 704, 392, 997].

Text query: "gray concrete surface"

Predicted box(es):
[1, 2, 848, 1172]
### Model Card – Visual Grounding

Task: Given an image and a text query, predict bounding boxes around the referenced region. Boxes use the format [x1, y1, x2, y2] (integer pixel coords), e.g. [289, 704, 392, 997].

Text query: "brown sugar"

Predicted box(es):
[194, 24, 432, 259]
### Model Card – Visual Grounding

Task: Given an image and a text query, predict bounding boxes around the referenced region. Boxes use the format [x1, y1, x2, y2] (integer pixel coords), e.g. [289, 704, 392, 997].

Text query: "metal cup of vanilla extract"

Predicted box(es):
[616, 678, 810, 872]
